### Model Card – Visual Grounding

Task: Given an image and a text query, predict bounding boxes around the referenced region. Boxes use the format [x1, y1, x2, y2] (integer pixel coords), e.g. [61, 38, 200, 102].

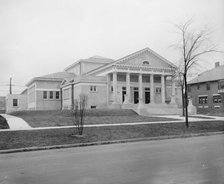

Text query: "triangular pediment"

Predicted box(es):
[116, 48, 175, 68]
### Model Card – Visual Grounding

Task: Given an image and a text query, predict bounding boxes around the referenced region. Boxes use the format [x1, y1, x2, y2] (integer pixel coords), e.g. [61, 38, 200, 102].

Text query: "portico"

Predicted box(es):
[107, 69, 175, 106]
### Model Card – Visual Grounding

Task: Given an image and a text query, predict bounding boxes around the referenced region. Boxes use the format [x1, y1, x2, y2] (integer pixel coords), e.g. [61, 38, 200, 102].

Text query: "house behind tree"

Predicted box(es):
[188, 62, 224, 114]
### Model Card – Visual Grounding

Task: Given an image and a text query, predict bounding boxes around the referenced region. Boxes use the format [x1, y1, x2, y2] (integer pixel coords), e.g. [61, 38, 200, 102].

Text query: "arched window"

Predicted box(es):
[143, 61, 149, 65]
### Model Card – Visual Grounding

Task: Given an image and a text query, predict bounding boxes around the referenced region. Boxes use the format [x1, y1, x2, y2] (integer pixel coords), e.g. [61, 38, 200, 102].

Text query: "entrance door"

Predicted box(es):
[134, 91, 139, 104]
[122, 87, 126, 102]
[145, 91, 150, 104]
[122, 91, 126, 102]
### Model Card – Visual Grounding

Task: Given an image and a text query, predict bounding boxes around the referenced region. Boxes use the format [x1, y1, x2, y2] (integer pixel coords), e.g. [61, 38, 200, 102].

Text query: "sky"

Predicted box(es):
[0, 0, 224, 96]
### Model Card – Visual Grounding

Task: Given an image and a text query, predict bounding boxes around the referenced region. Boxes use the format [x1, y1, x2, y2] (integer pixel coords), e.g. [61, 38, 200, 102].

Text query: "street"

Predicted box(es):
[0, 134, 224, 184]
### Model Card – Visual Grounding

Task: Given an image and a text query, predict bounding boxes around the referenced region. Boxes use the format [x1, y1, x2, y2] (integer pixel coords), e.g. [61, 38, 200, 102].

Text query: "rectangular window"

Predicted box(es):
[49, 91, 53, 99]
[219, 80, 224, 89]
[154, 76, 161, 83]
[206, 83, 210, 90]
[199, 96, 208, 104]
[156, 87, 161, 93]
[91, 106, 96, 109]
[213, 95, 221, 103]
[43, 91, 47, 99]
[13, 99, 18, 107]
[197, 84, 200, 90]
[90, 86, 97, 92]
[56, 91, 60, 99]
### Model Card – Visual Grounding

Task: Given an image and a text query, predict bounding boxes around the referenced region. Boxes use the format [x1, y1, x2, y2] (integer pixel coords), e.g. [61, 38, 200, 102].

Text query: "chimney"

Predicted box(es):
[215, 62, 220, 68]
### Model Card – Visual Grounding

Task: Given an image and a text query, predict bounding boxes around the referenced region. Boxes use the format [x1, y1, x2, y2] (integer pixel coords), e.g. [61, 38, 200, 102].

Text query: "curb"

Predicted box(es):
[1, 131, 224, 154]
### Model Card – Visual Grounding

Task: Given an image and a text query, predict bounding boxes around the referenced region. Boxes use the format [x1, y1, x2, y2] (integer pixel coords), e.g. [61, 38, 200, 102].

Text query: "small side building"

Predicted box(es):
[6, 94, 27, 112]
[188, 62, 224, 114]
[0, 96, 6, 113]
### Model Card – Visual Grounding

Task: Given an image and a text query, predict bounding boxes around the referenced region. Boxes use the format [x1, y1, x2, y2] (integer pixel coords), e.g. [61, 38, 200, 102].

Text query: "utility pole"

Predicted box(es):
[9, 77, 12, 94]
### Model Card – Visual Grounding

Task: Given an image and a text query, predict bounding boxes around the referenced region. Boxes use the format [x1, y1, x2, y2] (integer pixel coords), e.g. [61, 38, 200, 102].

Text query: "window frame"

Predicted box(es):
[55, 91, 60, 99]
[206, 83, 210, 90]
[213, 95, 221, 104]
[198, 96, 208, 104]
[155, 87, 161, 94]
[49, 91, 54, 99]
[90, 85, 97, 92]
[13, 99, 18, 107]
[43, 91, 47, 99]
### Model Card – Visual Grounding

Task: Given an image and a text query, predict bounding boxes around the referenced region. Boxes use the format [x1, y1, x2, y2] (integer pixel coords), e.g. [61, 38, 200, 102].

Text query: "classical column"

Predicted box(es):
[106, 73, 110, 105]
[125, 72, 130, 103]
[112, 72, 117, 104]
[161, 75, 165, 103]
[138, 73, 143, 104]
[150, 74, 154, 104]
[171, 78, 175, 96]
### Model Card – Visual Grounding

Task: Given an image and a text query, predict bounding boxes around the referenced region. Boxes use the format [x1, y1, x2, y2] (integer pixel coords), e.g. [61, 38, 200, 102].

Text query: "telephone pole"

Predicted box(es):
[9, 77, 12, 94]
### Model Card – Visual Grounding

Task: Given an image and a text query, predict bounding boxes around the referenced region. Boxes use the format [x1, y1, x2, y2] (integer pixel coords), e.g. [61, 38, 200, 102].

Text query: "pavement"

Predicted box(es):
[0, 134, 224, 184]
[0, 114, 223, 131]
[0, 114, 31, 130]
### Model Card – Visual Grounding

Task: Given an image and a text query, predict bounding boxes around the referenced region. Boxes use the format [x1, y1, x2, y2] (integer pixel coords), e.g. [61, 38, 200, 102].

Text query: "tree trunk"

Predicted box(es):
[181, 84, 184, 116]
[183, 75, 189, 127]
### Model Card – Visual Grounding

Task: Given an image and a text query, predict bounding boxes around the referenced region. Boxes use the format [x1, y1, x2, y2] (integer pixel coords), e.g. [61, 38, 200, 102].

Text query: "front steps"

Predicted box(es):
[122, 103, 182, 116]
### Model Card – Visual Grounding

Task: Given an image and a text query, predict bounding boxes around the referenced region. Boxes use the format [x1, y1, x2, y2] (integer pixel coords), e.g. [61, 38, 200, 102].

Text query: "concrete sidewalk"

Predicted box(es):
[0, 114, 223, 132]
[0, 114, 31, 130]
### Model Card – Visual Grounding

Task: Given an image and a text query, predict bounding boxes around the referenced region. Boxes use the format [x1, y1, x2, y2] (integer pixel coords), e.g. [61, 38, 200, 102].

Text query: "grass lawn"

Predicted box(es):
[9, 109, 179, 127]
[1, 121, 224, 150]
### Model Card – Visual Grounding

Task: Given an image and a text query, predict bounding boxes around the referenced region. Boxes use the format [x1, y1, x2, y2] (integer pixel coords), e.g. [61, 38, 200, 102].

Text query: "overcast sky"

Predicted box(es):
[0, 0, 224, 95]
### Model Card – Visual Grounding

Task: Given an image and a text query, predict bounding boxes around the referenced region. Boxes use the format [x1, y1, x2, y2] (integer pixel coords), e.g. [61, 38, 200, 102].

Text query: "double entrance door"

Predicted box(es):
[133, 87, 150, 104]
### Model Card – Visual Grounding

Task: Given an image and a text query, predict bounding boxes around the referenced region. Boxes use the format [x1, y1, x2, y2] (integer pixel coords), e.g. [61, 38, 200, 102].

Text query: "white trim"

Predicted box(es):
[74, 83, 106, 87]
[214, 105, 220, 108]
[204, 106, 209, 108]
[36, 88, 60, 91]
[62, 85, 72, 90]
[212, 94, 221, 96]
[198, 106, 203, 108]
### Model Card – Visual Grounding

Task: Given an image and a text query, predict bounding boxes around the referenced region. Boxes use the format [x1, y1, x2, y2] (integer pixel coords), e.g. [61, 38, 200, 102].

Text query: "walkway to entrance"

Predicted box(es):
[0, 114, 31, 130]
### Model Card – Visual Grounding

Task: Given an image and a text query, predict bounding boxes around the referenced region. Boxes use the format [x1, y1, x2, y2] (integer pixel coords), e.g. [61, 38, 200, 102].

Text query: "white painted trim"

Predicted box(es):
[214, 105, 220, 108]
[62, 85, 72, 90]
[212, 94, 221, 96]
[204, 106, 209, 108]
[74, 83, 106, 87]
[36, 88, 60, 91]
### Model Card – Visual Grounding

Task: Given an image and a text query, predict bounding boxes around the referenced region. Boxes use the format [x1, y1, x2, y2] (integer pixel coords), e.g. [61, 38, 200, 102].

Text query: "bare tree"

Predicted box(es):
[74, 93, 88, 135]
[173, 20, 219, 127]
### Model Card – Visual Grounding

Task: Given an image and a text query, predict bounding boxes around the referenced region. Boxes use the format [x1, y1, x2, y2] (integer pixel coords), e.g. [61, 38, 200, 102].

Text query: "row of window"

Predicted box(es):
[43, 91, 60, 100]
[189, 80, 224, 92]
[198, 95, 222, 104]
